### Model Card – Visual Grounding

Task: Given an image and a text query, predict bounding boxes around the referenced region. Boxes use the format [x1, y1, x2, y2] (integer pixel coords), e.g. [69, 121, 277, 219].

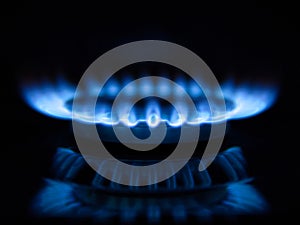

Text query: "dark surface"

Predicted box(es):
[3, 2, 299, 224]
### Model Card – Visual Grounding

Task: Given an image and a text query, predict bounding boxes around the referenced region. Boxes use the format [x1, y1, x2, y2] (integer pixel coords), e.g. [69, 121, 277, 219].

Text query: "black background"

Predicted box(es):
[3, 2, 299, 224]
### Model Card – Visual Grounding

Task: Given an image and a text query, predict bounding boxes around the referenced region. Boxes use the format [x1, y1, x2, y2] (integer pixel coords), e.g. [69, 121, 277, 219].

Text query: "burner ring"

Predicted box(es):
[67, 96, 232, 143]
[66, 95, 235, 127]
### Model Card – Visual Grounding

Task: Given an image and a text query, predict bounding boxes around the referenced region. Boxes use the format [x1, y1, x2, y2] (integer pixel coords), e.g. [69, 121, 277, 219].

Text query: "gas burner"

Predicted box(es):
[22, 71, 277, 223]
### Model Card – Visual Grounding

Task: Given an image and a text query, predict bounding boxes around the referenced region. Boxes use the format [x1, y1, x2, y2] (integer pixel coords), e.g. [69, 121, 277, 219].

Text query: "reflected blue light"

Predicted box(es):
[31, 147, 268, 223]
[147, 205, 161, 224]
[50, 147, 248, 194]
[172, 205, 187, 222]
[31, 179, 268, 223]
[22, 76, 278, 126]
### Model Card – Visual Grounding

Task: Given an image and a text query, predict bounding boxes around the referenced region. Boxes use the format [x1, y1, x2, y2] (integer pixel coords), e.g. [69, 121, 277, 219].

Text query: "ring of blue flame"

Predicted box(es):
[22, 77, 277, 127]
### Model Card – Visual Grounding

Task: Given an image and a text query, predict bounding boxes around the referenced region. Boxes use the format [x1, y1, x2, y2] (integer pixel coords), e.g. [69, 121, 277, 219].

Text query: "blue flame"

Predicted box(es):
[146, 100, 161, 128]
[22, 76, 277, 126]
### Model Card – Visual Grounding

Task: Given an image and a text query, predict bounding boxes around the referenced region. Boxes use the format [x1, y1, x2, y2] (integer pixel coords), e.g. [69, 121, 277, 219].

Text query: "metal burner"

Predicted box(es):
[23, 73, 277, 223]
